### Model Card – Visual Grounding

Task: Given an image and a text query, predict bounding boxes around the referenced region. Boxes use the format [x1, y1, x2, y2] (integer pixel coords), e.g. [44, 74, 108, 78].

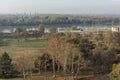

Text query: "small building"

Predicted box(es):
[112, 26, 119, 32]
[57, 27, 81, 33]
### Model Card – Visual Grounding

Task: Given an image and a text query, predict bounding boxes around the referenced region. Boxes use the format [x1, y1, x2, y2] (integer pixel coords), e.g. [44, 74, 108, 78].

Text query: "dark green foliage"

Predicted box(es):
[90, 48, 116, 74]
[0, 52, 17, 78]
[110, 47, 120, 54]
[68, 38, 95, 59]
[34, 53, 53, 72]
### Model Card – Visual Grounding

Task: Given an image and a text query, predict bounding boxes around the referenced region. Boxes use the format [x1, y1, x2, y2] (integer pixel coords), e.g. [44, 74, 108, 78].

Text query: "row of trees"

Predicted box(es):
[0, 14, 119, 26]
[9, 24, 57, 42]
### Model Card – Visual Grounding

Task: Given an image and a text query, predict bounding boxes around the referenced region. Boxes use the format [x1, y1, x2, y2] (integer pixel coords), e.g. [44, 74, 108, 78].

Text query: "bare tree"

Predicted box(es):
[47, 37, 81, 80]
[47, 37, 67, 80]
[14, 53, 34, 79]
[38, 24, 45, 37]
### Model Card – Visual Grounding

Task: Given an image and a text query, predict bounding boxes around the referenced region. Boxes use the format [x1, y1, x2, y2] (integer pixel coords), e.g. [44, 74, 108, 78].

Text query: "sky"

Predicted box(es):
[0, 0, 120, 15]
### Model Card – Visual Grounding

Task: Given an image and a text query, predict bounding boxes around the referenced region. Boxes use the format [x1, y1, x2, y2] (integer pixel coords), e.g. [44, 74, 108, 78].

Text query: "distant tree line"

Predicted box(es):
[0, 15, 119, 27]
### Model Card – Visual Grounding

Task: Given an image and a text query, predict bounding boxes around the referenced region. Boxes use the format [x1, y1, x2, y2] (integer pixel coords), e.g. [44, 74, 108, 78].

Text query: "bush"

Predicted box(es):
[109, 64, 120, 80]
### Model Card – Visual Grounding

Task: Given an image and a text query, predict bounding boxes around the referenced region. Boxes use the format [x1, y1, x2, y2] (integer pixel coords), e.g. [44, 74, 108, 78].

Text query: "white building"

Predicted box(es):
[57, 28, 81, 33]
[112, 26, 119, 32]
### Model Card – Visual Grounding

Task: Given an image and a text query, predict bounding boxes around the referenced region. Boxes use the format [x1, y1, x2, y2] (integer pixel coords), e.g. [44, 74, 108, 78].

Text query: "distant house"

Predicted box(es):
[57, 28, 81, 33]
[112, 26, 119, 32]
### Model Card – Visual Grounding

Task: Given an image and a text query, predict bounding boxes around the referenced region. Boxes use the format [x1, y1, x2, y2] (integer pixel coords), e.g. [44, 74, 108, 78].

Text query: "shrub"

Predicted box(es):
[109, 64, 120, 80]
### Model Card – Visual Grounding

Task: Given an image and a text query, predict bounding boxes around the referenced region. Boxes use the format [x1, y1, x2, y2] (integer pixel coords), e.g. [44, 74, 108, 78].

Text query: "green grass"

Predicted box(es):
[0, 38, 48, 48]
[0, 38, 47, 59]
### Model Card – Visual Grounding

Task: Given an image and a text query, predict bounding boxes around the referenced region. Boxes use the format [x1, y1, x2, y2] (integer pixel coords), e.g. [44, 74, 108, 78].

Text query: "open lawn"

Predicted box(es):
[0, 38, 48, 48]
[0, 47, 45, 61]
[0, 38, 47, 59]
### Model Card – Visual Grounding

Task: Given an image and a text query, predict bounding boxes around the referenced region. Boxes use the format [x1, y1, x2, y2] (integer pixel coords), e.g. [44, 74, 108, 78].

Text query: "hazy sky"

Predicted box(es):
[0, 0, 120, 14]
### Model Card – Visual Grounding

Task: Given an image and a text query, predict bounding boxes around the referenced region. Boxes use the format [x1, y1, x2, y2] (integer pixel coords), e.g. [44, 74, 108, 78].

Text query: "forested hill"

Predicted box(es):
[0, 14, 120, 27]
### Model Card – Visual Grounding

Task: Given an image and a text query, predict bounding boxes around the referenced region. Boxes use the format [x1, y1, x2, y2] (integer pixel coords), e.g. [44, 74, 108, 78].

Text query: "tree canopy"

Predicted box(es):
[0, 52, 16, 78]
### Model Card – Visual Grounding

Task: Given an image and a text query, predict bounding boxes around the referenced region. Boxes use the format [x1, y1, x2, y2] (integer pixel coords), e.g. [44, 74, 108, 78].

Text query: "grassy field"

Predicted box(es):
[0, 38, 47, 58]
[0, 47, 45, 63]
[0, 74, 110, 80]
[0, 38, 48, 48]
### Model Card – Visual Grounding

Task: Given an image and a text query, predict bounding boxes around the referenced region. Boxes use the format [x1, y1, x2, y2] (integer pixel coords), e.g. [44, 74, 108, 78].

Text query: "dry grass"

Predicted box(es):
[0, 47, 44, 60]
[0, 75, 110, 80]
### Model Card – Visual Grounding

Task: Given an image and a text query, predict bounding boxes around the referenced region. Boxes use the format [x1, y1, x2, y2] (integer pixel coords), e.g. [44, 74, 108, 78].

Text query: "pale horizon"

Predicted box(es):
[0, 0, 120, 15]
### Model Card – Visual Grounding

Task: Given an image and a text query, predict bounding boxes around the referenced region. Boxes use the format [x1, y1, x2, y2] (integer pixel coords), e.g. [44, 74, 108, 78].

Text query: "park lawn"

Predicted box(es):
[0, 38, 48, 48]
[0, 38, 47, 59]
[0, 47, 45, 61]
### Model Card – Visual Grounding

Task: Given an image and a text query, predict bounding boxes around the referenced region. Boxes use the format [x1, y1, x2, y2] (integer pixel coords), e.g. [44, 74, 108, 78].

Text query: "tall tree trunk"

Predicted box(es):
[64, 65, 67, 80]
[75, 53, 81, 79]
[71, 53, 74, 80]
[45, 60, 47, 80]
[57, 63, 60, 72]
[38, 61, 41, 75]
[23, 69, 26, 79]
[64, 57, 67, 80]
[52, 57, 56, 80]
[29, 67, 33, 76]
